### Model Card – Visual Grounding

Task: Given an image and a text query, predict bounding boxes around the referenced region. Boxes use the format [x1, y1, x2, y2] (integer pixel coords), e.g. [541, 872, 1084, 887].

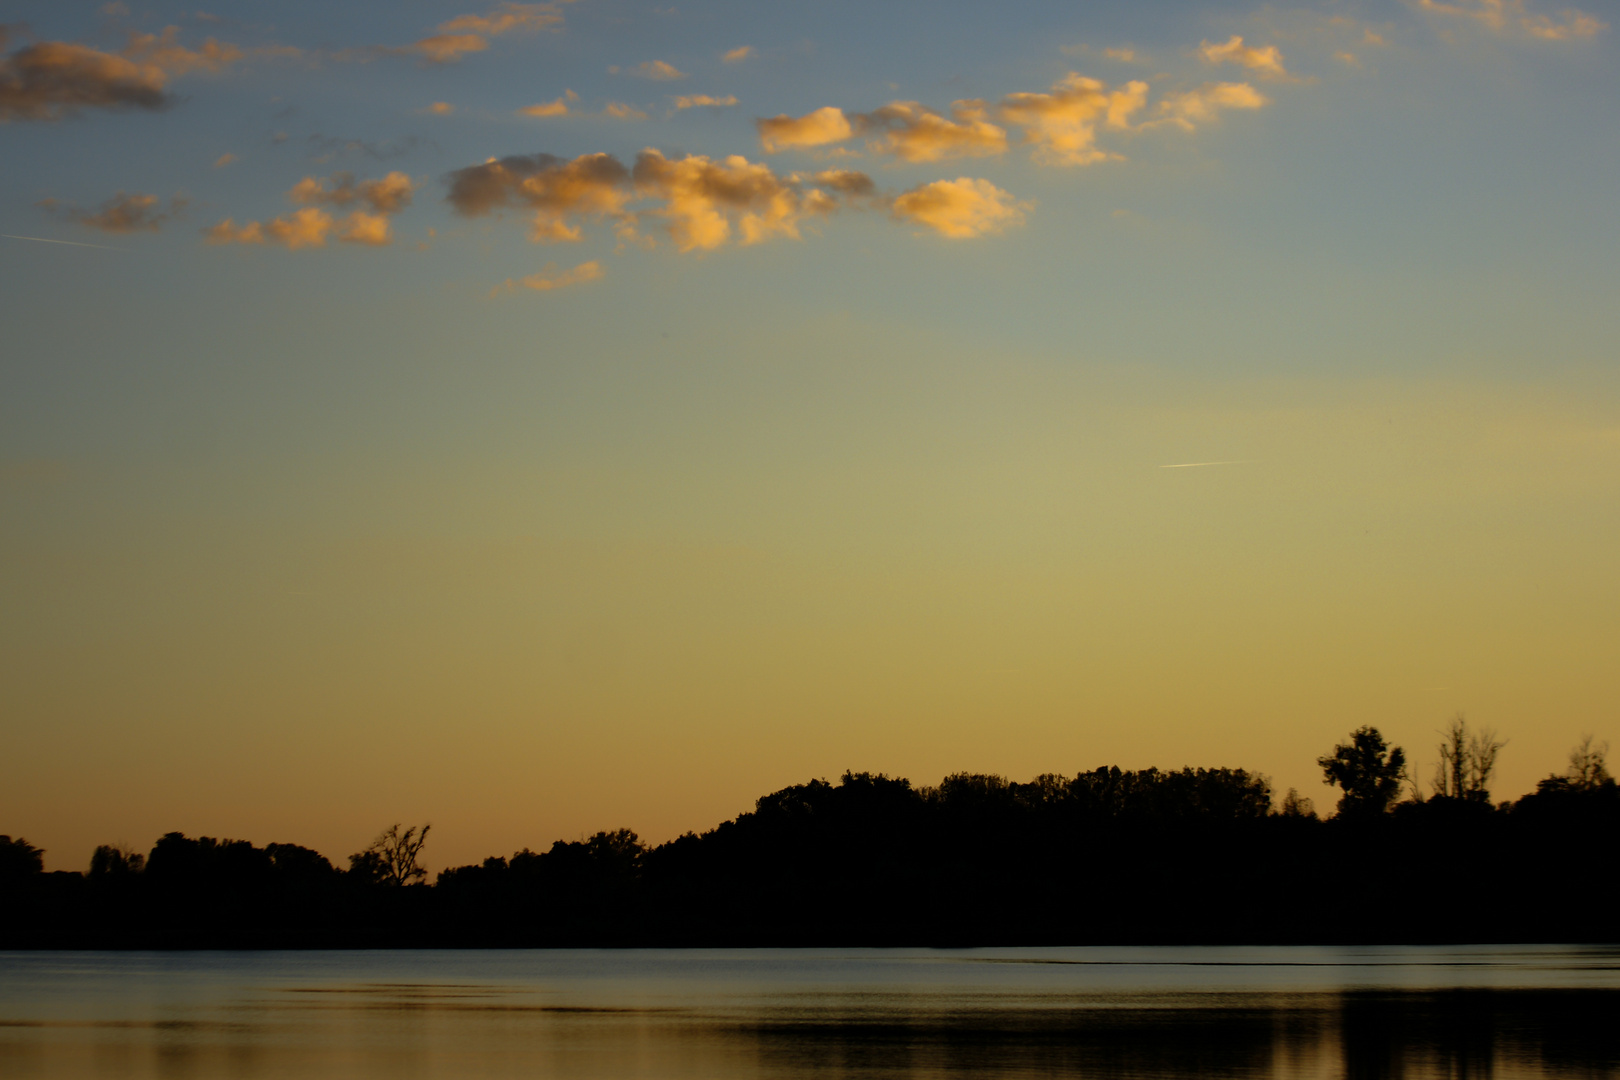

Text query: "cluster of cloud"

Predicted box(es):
[0, 22, 243, 121]
[206, 171, 415, 248]
[444, 149, 1019, 248]
[37, 191, 188, 232]
[755, 70, 1267, 167]
[1417, 0, 1605, 40]
[405, 2, 570, 64]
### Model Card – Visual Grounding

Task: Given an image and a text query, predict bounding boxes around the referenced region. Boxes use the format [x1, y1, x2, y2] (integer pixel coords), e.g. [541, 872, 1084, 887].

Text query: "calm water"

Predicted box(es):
[2, 947, 1617, 1079]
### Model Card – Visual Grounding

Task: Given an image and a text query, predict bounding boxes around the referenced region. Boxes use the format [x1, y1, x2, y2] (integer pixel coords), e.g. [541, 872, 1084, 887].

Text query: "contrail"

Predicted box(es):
[2, 234, 128, 251]
[1159, 460, 1247, 469]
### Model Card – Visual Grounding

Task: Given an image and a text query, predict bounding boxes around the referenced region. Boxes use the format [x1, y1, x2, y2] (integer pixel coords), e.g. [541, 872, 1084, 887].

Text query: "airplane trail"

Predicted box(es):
[2, 234, 129, 251]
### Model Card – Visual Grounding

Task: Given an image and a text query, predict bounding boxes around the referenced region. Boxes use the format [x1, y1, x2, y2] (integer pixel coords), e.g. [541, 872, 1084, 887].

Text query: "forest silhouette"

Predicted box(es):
[1, 724, 1614, 948]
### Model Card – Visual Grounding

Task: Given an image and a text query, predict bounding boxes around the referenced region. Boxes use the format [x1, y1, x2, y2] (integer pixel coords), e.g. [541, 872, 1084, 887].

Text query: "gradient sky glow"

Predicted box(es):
[2, 0, 1617, 872]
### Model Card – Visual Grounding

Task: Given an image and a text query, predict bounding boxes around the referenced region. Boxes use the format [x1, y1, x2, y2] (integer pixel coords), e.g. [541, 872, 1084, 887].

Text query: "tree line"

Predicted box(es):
[1, 722, 1613, 948]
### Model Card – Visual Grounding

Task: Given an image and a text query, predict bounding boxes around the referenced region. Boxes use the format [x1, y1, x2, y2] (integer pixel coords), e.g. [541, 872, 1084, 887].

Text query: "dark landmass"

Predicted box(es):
[2, 726, 1615, 948]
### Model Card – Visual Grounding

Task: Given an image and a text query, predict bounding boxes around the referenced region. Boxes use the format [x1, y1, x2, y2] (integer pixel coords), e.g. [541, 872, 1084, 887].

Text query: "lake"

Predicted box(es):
[2, 946, 1617, 1079]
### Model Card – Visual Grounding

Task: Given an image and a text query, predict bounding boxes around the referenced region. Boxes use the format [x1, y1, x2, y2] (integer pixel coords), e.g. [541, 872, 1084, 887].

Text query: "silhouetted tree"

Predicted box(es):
[0, 835, 44, 879]
[1564, 735, 1611, 791]
[88, 844, 145, 877]
[350, 824, 430, 886]
[1432, 715, 1506, 802]
[1278, 788, 1317, 819]
[1319, 726, 1406, 816]
[265, 843, 337, 879]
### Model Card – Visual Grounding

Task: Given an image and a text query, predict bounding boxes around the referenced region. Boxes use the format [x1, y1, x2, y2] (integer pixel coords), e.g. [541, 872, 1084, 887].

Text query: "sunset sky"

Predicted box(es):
[2, 0, 1616, 871]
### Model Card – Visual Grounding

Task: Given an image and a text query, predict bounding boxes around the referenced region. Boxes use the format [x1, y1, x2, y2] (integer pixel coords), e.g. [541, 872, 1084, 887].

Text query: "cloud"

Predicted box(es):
[213, 152, 237, 167]
[425, 101, 455, 115]
[438, 2, 566, 35]
[635, 148, 844, 250]
[757, 106, 854, 152]
[0, 25, 266, 123]
[890, 177, 1029, 238]
[630, 59, 685, 80]
[0, 40, 170, 121]
[995, 73, 1148, 165]
[1198, 35, 1290, 79]
[492, 259, 603, 295]
[519, 97, 569, 117]
[722, 46, 754, 63]
[38, 191, 187, 232]
[672, 93, 738, 110]
[856, 101, 1008, 162]
[446, 148, 874, 252]
[208, 171, 414, 249]
[811, 169, 876, 198]
[406, 2, 569, 64]
[1105, 47, 1138, 61]
[1417, 0, 1604, 39]
[122, 26, 241, 74]
[411, 34, 488, 63]
[1153, 82, 1268, 131]
[205, 207, 397, 248]
[289, 171, 416, 213]
[445, 152, 633, 242]
[603, 102, 647, 120]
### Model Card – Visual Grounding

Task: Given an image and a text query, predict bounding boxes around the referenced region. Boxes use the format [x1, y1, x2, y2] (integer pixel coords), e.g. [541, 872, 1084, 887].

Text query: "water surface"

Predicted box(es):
[2, 946, 1617, 1079]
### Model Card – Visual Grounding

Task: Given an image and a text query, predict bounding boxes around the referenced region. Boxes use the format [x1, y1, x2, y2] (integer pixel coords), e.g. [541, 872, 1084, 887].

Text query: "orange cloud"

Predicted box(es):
[438, 2, 566, 35]
[1154, 82, 1268, 130]
[857, 101, 1008, 162]
[206, 207, 397, 248]
[445, 152, 633, 242]
[213, 152, 237, 167]
[492, 259, 604, 295]
[722, 46, 754, 63]
[757, 106, 854, 152]
[996, 73, 1148, 165]
[411, 33, 488, 63]
[890, 177, 1029, 238]
[0, 40, 170, 121]
[631, 60, 685, 80]
[632, 149, 825, 250]
[38, 191, 187, 232]
[672, 94, 738, 110]
[425, 101, 455, 115]
[603, 102, 647, 120]
[447, 148, 871, 251]
[519, 98, 569, 117]
[1198, 35, 1290, 79]
[407, 2, 569, 64]
[208, 171, 414, 249]
[122, 26, 241, 74]
[288, 171, 415, 214]
[811, 169, 877, 198]
[1417, 0, 1604, 39]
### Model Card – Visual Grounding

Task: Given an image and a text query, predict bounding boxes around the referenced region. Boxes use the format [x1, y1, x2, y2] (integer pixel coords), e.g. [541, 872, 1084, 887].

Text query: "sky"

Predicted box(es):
[2, 0, 1617, 873]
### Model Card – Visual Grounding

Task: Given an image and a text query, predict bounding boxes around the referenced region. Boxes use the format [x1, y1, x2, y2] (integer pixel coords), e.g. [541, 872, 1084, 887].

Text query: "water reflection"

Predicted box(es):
[1, 949, 1617, 1080]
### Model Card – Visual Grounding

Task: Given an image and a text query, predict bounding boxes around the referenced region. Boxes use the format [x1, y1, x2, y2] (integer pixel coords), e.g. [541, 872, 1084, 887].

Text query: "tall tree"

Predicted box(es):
[1318, 727, 1406, 817]
[1432, 715, 1506, 802]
